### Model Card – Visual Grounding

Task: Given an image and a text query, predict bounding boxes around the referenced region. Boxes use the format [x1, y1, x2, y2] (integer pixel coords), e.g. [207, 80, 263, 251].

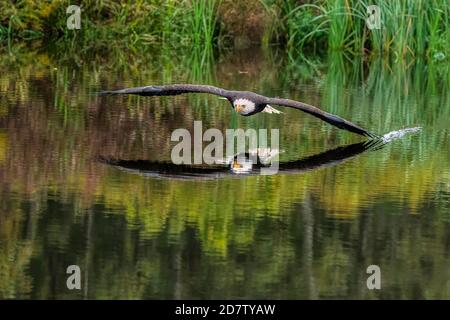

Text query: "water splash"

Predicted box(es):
[381, 127, 422, 142]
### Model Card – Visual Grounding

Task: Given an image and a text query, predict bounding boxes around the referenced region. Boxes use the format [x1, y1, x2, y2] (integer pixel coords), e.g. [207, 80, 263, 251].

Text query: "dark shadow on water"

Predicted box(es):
[99, 139, 385, 180]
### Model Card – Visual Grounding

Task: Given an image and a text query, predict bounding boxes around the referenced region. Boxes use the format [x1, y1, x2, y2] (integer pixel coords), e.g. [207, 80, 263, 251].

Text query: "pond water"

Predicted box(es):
[0, 47, 449, 299]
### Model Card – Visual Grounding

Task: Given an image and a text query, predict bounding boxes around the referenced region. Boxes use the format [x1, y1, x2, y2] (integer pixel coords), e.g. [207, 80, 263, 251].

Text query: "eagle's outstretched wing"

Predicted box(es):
[266, 97, 378, 138]
[98, 84, 232, 99]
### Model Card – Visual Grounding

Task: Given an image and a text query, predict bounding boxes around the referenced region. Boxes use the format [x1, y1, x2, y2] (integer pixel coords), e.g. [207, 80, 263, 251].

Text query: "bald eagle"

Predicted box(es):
[99, 84, 377, 138]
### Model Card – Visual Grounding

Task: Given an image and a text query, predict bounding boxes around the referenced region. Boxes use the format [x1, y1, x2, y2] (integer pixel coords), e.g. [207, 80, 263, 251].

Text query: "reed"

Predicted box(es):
[275, 0, 449, 60]
[0, 0, 220, 52]
[0, 0, 448, 60]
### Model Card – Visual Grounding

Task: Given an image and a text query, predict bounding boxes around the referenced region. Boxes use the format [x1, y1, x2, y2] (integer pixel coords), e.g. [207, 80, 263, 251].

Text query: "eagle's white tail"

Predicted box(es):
[263, 105, 282, 114]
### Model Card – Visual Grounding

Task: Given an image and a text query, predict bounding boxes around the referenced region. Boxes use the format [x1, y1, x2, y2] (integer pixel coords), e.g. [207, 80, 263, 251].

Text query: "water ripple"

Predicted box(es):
[381, 127, 422, 142]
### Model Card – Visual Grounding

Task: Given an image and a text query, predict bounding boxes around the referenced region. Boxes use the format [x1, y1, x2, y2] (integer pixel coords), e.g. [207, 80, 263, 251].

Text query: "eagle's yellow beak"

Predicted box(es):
[235, 104, 242, 113]
[232, 160, 242, 169]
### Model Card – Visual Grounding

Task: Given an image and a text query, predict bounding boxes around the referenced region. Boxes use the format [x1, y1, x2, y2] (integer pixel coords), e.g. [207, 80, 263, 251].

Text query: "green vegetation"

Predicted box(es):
[1, 1, 448, 60]
[272, 0, 449, 59]
[0, 0, 220, 52]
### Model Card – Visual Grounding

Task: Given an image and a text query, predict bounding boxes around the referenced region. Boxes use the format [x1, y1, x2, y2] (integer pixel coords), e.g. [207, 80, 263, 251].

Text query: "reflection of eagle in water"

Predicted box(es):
[99, 84, 377, 138]
[100, 140, 385, 180]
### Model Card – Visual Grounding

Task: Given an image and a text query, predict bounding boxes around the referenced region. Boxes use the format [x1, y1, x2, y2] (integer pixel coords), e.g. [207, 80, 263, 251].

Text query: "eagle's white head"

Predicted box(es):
[233, 98, 256, 115]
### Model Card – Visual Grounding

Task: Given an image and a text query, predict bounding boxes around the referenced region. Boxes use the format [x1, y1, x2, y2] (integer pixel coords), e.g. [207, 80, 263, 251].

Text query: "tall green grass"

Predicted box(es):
[274, 0, 449, 60]
[0, 0, 221, 53]
[0, 0, 448, 60]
